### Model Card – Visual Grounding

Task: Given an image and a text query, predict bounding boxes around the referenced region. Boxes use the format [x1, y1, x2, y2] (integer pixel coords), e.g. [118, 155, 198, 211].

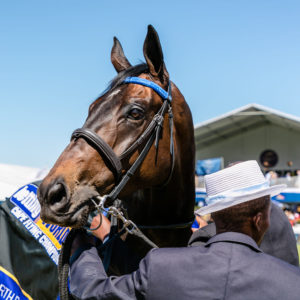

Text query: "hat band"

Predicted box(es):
[207, 181, 270, 205]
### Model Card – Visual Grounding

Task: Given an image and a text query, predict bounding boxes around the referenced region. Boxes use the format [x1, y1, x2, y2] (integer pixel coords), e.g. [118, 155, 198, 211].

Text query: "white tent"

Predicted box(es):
[194, 103, 300, 171]
[0, 163, 49, 199]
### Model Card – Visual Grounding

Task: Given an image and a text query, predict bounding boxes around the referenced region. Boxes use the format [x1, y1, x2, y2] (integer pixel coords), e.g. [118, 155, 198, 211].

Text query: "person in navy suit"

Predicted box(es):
[69, 161, 300, 300]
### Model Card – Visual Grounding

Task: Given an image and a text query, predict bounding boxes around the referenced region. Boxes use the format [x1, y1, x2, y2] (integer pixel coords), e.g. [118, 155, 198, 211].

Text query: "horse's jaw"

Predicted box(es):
[40, 202, 90, 228]
[38, 184, 99, 228]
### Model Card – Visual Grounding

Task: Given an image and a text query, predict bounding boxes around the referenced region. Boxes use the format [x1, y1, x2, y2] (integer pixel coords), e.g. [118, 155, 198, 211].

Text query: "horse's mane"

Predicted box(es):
[106, 63, 149, 93]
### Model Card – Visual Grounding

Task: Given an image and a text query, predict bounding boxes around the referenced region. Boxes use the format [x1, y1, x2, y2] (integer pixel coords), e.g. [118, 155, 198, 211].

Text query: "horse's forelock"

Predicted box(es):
[88, 63, 149, 118]
[108, 63, 149, 92]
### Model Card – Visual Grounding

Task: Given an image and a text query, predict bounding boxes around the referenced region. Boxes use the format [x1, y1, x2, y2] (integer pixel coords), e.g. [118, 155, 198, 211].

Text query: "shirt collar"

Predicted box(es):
[205, 232, 262, 253]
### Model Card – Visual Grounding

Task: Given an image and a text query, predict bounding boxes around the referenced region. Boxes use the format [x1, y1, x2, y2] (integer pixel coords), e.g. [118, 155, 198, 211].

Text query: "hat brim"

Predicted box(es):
[195, 184, 286, 216]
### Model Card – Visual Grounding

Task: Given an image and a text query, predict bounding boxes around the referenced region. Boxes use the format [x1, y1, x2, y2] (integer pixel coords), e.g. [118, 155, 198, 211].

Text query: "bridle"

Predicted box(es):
[58, 76, 194, 300]
[71, 76, 174, 189]
[70, 76, 193, 247]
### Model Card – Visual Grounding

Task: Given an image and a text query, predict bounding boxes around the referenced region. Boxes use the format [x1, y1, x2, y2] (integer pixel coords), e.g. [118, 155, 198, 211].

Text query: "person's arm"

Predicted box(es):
[71, 213, 143, 276]
[191, 215, 208, 232]
[69, 246, 150, 300]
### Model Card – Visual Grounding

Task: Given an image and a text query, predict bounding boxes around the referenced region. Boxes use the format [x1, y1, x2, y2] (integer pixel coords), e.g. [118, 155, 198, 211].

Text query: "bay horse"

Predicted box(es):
[37, 25, 195, 262]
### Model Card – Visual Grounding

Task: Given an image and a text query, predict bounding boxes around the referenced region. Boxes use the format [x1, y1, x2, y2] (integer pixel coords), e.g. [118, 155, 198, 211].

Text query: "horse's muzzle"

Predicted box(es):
[38, 178, 69, 209]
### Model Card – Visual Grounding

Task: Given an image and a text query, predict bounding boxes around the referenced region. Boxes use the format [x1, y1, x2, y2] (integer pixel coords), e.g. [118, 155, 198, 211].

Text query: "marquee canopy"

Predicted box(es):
[0, 163, 48, 199]
[194, 103, 300, 148]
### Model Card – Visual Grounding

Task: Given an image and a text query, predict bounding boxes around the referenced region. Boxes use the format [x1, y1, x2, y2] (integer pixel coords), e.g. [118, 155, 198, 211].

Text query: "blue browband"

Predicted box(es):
[123, 77, 171, 101]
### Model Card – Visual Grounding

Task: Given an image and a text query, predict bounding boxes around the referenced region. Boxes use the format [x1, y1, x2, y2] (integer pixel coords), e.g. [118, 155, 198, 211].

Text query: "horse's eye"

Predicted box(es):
[128, 108, 144, 120]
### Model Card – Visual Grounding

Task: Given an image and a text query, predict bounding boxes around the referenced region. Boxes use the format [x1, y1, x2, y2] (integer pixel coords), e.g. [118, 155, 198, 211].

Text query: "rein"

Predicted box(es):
[72, 77, 195, 239]
[72, 77, 174, 189]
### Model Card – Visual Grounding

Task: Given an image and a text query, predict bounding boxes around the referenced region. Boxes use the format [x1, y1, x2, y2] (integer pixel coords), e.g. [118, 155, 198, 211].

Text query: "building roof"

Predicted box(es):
[194, 103, 300, 148]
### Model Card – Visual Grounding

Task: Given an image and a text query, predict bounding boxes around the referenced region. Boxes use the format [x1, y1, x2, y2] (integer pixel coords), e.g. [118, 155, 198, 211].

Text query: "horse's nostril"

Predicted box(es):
[47, 183, 67, 205]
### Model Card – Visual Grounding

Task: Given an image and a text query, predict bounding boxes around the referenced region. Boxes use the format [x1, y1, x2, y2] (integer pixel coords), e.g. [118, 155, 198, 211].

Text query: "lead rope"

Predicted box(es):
[91, 197, 159, 249]
[58, 229, 78, 300]
[58, 117, 163, 300]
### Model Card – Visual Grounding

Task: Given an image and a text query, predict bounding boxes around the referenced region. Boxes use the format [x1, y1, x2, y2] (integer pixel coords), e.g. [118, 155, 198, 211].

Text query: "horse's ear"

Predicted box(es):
[111, 37, 132, 73]
[143, 25, 169, 83]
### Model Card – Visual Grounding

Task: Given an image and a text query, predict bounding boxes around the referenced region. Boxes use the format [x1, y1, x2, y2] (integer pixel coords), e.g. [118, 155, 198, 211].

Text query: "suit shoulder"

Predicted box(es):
[145, 246, 206, 268]
[259, 251, 300, 275]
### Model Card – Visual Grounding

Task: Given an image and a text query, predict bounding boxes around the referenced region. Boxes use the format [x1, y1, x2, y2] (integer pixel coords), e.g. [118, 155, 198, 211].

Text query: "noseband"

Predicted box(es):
[58, 78, 178, 299]
[70, 77, 193, 250]
[71, 76, 174, 203]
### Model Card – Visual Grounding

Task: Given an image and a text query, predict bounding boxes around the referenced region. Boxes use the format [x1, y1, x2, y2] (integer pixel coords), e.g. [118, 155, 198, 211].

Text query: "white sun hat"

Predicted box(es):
[195, 160, 286, 216]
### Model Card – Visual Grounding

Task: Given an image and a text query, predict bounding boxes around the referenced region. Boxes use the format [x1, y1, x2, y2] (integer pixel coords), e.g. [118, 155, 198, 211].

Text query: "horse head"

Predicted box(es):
[38, 26, 195, 247]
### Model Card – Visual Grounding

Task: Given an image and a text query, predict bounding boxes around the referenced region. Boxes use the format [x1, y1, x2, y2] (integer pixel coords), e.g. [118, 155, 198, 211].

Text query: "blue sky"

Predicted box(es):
[1, 1, 300, 168]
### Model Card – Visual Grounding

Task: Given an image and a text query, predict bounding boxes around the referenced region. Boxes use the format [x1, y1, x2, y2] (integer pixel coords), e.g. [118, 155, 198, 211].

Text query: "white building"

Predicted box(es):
[194, 103, 300, 175]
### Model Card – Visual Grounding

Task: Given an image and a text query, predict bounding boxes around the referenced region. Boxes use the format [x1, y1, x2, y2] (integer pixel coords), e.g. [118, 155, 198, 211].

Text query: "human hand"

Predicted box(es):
[70, 214, 111, 257]
[89, 213, 111, 241]
[191, 215, 208, 232]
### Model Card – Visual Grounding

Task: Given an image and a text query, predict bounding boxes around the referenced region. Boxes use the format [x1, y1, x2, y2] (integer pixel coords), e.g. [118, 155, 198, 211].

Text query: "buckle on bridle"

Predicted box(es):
[153, 114, 164, 125]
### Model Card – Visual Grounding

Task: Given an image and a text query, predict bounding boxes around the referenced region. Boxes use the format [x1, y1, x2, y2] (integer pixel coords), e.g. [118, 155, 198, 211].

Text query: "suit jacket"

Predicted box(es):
[69, 232, 300, 300]
[189, 202, 299, 266]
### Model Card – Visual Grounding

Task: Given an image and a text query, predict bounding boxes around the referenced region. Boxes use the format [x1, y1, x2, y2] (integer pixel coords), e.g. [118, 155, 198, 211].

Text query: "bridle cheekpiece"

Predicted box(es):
[71, 76, 174, 204]
[70, 76, 191, 248]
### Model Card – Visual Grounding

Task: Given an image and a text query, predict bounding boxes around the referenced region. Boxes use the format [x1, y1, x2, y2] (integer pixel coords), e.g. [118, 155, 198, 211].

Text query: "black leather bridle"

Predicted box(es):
[58, 77, 194, 300]
[59, 73, 201, 300]
[70, 76, 194, 250]
[71, 76, 175, 205]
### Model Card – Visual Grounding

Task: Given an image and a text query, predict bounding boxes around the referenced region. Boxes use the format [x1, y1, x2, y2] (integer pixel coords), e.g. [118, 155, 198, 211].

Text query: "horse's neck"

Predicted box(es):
[125, 88, 195, 247]
[124, 166, 195, 247]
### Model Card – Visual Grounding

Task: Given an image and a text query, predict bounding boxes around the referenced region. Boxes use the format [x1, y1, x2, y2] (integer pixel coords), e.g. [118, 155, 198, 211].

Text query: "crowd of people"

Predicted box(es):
[284, 208, 300, 226]
[265, 170, 300, 227]
[265, 169, 300, 187]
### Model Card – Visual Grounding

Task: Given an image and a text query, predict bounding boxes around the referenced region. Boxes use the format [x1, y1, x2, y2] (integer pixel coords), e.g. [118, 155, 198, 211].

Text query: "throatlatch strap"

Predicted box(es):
[72, 128, 122, 182]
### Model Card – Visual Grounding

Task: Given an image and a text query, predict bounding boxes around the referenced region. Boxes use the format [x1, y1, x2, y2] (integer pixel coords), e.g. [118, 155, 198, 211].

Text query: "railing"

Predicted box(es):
[269, 176, 300, 188]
